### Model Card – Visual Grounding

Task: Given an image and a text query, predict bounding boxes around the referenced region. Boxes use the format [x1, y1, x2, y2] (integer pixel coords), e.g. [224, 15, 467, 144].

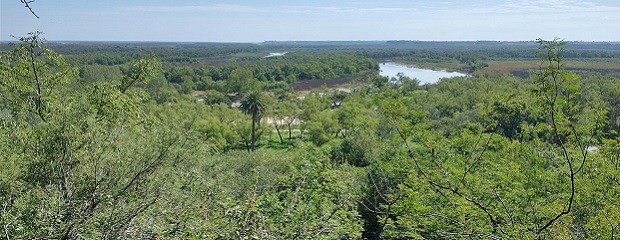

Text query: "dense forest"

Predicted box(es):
[1, 32, 620, 240]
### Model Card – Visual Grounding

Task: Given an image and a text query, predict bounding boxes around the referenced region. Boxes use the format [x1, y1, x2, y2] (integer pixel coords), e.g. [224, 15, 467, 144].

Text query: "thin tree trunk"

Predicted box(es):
[275, 124, 284, 144]
[287, 123, 293, 140]
[251, 111, 256, 151]
[245, 140, 251, 153]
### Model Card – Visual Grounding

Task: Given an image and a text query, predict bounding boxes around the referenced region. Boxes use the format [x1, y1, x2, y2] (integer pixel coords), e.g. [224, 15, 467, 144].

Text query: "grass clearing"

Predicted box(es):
[476, 59, 620, 77]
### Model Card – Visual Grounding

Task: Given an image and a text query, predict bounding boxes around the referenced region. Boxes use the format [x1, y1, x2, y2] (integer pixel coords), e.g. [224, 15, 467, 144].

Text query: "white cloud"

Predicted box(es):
[279, 6, 416, 14]
[122, 4, 266, 13]
[313, 6, 413, 13]
[276, 1, 620, 15]
[467, 0, 620, 14]
[123, 4, 416, 15]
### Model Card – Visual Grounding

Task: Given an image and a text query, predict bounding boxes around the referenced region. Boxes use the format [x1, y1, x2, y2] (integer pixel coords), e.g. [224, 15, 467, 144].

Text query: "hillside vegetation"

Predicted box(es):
[1, 35, 620, 239]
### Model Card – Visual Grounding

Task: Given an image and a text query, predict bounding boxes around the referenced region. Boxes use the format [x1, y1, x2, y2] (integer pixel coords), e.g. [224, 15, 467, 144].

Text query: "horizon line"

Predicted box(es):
[2, 40, 620, 44]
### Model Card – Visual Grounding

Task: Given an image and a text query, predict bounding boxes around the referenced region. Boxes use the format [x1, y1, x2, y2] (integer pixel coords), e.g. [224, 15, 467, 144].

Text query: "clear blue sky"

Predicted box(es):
[2, 0, 619, 42]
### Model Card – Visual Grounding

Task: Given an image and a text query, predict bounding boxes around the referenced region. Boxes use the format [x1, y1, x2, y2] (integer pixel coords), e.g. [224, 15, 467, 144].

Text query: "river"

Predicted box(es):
[379, 62, 468, 84]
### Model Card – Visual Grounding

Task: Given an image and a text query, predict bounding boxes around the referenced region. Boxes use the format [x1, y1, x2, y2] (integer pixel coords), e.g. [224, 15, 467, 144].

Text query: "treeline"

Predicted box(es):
[359, 47, 620, 73]
[76, 53, 378, 97]
[5, 40, 617, 67]
[168, 53, 376, 86]
[49, 42, 262, 65]
[360, 48, 620, 61]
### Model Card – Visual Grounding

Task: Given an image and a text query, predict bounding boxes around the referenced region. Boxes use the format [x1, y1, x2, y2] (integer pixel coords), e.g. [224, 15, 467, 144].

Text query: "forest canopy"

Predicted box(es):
[1, 32, 620, 239]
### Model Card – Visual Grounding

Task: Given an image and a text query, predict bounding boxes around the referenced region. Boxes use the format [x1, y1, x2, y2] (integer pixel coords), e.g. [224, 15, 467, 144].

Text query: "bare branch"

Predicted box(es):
[389, 117, 503, 235]
[25, 34, 46, 122]
[20, 0, 40, 18]
[569, 124, 588, 174]
[493, 189, 514, 226]
[461, 132, 493, 184]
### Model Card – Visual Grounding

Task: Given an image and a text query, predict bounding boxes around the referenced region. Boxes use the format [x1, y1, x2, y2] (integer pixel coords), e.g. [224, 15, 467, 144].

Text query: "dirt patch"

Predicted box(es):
[292, 76, 354, 91]
[510, 70, 531, 78]
[291, 71, 373, 91]
[566, 68, 620, 75]
[199, 59, 229, 66]
[192, 90, 206, 97]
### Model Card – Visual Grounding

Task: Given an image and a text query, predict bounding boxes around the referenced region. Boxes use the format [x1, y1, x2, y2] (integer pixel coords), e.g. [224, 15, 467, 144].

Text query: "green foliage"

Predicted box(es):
[307, 110, 340, 146]
[0, 35, 191, 239]
[120, 56, 161, 93]
[2, 37, 619, 239]
[0, 32, 76, 123]
[366, 38, 619, 239]
[131, 148, 365, 239]
[330, 138, 367, 167]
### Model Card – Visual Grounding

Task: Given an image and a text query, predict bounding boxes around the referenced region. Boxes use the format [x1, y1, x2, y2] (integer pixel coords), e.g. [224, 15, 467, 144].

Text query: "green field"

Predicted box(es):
[476, 59, 620, 77]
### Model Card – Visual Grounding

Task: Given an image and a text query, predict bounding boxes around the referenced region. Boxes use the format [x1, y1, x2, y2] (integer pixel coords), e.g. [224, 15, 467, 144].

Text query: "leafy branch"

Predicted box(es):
[388, 115, 504, 237]
[534, 38, 588, 234]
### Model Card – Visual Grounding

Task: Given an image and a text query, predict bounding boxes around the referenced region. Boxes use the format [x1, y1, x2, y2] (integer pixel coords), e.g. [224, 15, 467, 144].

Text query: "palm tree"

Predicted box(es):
[240, 91, 266, 151]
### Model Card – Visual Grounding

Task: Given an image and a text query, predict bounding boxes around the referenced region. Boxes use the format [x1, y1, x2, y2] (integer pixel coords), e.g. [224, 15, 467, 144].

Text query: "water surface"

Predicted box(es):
[265, 52, 288, 58]
[379, 62, 468, 84]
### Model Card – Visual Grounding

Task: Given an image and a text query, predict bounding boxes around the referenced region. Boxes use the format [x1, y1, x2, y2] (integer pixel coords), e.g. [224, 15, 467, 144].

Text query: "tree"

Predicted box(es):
[299, 91, 330, 139]
[240, 91, 267, 151]
[0, 32, 74, 123]
[271, 94, 299, 144]
[227, 68, 259, 95]
[533, 38, 588, 234]
[0, 34, 191, 239]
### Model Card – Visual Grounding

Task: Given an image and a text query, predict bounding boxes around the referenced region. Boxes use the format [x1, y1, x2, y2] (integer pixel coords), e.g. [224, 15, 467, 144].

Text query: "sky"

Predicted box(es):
[1, 0, 619, 42]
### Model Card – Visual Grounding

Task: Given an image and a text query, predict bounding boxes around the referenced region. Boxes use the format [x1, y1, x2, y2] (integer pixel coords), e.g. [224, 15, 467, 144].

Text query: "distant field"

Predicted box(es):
[475, 59, 620, 77]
